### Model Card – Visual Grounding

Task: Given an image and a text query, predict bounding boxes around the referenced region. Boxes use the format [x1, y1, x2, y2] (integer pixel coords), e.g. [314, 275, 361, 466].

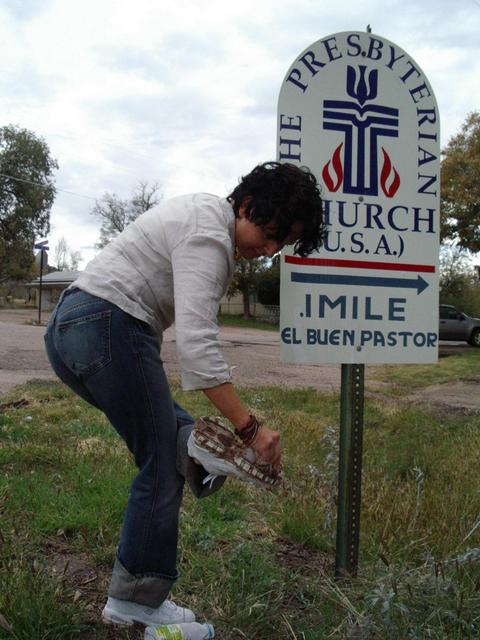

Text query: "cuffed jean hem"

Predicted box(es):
[176, 424, 226, 499]
[108, 558, 177, 608]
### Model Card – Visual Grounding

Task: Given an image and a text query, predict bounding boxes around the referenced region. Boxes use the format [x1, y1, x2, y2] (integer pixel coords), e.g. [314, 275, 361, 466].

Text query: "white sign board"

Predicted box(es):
[278, 31, 440, 364]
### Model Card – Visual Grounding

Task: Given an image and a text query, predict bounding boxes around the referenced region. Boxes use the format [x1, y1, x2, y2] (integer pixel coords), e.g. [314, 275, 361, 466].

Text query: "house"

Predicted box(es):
[26, 270, 80, 311]
[25, 270, 278, 321]
[219, 291, 278, 322]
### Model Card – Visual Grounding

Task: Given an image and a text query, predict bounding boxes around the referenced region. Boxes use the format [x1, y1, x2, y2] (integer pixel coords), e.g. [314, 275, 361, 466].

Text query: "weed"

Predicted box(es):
[323, 549, 480, 638]
[0, 559, 87, 639]
[0, 364, 479, 638]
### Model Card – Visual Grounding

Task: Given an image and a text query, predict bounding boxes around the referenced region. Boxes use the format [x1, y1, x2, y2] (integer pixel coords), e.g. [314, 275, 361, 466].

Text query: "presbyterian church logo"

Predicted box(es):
[322, 65, 401, 198]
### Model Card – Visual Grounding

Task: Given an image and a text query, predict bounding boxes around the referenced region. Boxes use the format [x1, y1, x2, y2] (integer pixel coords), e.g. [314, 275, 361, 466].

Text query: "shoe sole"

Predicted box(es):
[102, 610, 135, 626]
[102, 610, 192, 627]
[192, 417, 281, 487]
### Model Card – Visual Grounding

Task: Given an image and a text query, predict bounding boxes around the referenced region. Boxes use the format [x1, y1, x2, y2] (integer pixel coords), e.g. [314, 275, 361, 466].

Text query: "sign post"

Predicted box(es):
[34, 240, 49, 324]
[336, 363, 364, 577]
[277, 31, 440, 576]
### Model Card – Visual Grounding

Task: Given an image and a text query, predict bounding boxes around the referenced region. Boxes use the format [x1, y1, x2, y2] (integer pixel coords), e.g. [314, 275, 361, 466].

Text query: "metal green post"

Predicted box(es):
[335, 363, 365, 577]
[38, 249, 44, 325]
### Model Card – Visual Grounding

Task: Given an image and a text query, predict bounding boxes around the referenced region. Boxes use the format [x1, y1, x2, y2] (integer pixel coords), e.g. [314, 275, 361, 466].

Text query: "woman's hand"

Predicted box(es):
[250, 425, 281, 475]
[201, 383, 282, 474]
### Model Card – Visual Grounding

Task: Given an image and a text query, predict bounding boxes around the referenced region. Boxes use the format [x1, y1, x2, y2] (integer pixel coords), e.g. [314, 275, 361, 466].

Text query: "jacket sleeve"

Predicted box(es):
[171, 232, 233, 391]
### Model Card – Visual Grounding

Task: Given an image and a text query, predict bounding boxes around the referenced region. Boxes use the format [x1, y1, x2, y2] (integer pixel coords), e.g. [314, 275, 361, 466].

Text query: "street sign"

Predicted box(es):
[34, 250, 49, 271]
[278, 31, 440, 364]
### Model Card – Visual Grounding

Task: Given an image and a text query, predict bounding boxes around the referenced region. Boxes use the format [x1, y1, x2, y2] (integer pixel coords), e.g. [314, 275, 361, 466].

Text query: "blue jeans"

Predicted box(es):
[44, 287, 195, 606]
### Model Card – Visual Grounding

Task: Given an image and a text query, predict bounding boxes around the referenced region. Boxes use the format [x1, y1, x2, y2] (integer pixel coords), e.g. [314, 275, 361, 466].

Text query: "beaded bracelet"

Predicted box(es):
[235, 414, 262, 447]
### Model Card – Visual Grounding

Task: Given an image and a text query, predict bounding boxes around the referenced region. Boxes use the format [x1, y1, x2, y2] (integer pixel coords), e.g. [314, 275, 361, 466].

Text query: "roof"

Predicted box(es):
[26, 270, 81, 287]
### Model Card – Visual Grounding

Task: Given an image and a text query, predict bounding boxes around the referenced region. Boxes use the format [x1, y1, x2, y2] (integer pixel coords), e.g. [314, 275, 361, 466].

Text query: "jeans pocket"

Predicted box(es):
[57, 310, 112, 377]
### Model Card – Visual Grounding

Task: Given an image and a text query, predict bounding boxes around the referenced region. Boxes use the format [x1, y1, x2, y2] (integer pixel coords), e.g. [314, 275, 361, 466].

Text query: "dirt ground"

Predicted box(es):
[0, 307, 479, 412]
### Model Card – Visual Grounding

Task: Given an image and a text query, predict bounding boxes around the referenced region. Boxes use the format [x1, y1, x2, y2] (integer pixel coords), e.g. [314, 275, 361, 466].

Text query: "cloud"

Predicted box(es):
[1, 0, 479, 267]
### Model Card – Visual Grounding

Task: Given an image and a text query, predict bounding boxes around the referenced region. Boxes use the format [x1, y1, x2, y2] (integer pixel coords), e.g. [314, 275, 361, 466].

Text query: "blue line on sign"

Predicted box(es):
[291, 272, 429, 294]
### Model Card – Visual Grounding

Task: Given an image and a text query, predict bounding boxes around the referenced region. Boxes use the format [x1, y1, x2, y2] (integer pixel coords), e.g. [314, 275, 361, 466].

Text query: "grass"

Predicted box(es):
[0, 299, 36, 310]
[0, 353, 480, 638]
[217, 313, 279, 331]
[368, 350, 480, 395]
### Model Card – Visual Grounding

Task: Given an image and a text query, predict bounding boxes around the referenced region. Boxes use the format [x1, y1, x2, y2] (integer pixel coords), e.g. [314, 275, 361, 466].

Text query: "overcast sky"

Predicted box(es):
[1, 0, 479, 268]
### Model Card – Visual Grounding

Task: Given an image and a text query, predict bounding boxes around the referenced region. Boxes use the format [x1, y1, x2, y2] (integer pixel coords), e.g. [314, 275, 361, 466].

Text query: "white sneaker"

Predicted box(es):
[187, 416, 281, 488]
[102, 596, 195, 626]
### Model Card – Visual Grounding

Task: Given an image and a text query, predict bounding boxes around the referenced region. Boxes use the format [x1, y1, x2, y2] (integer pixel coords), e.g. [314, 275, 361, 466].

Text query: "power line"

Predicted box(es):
[0, 171, 97, 201]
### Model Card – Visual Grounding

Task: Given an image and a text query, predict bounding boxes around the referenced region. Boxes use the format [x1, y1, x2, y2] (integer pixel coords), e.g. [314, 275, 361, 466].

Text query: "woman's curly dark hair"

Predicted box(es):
[227, 162, 326, 257]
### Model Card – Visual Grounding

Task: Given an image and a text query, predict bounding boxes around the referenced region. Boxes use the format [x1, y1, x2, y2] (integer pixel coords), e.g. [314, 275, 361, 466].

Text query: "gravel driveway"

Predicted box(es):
[0, 308, 341, 398]
[1, 308, 479, 414]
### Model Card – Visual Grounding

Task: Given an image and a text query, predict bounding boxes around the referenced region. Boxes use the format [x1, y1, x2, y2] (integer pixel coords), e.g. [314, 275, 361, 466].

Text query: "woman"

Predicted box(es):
[44, 161, 325, 627]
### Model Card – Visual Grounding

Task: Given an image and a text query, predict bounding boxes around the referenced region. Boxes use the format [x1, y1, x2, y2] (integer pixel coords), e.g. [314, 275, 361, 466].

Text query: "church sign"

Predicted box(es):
[278, 31, 440, 364]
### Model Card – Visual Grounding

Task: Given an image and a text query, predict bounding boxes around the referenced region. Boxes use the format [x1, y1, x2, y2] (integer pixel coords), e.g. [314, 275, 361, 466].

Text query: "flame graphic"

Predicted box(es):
[322, 143, 344, 192]
[380, 147, 400, 197]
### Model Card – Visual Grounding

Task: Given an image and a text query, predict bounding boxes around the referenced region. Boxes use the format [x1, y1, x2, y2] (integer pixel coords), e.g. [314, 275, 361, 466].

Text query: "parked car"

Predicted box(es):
[439, 304, 480, 347]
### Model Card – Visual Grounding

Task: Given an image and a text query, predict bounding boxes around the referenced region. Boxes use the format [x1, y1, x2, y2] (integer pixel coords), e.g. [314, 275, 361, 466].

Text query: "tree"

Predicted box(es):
[228, 257, 268, 318]
[257, 255, 281, 306]
[0, 125, 58, 282]
[439, 245, 480, 315]
[53, 236, 82, 271]
[93, 181, 162, 248]
[441, 112, 480, 252]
